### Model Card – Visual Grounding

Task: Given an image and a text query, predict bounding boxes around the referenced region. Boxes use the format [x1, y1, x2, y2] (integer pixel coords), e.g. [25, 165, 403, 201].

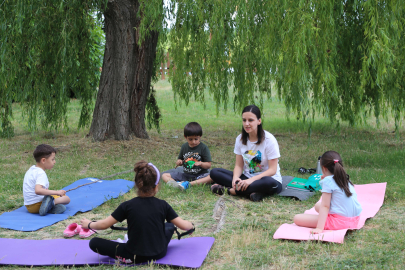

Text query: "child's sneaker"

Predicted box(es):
[167, 180, 180, 187]
[49, 204, 66, 214]
[79, 227, 96, 238]
[178, 181, 190, 191]
[39, 195, 54, 216]
[63, 223, 82, 237]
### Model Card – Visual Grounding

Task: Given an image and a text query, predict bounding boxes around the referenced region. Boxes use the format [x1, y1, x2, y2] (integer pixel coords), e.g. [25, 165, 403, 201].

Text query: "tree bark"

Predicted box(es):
[89, 0, 159, 140]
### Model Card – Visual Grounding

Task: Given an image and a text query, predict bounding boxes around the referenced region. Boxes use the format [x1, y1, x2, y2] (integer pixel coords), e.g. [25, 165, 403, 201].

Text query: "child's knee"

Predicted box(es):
[293, 214, 302, 225]
[55, 195, 70, 205]
[161, 173, 172, 182]
[64, 195, 71, 204]
[89, 238, 100, 252]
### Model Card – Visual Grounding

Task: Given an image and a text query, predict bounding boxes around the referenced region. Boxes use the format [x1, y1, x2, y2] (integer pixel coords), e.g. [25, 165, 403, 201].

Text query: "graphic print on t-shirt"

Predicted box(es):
[242, 150, 263, 174]
[182, 152, 202, 174]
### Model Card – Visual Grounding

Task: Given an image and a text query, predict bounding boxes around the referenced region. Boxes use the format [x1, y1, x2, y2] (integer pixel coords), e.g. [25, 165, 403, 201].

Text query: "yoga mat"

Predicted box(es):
[273, 182, 386, 243]
[0, 178, 134, 231]
[279, 176, 318, 201]
[0, 237, 215, 268]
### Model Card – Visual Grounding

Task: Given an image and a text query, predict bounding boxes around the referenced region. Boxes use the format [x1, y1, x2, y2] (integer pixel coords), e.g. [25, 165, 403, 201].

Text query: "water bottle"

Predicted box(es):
[316, 156, 322, 174]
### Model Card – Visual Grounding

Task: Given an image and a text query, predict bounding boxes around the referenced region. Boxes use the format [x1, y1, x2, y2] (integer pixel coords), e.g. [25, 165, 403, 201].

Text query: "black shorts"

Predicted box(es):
[170, 171, 210, 182]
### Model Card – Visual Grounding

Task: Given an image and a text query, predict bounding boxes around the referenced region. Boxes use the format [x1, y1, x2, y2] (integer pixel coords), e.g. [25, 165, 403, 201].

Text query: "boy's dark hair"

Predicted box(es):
[184, 122, 203, 137]
[134, 161, 158, 197]
[321, 151, 353, 197]
[33, 144, 56, 163]
[241, 105, 265, 145]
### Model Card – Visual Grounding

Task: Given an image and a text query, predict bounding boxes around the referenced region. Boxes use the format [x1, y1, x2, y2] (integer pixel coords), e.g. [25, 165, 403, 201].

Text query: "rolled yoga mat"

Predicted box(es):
[278, 176, 319, 201]
[0, 178, 134, 231]
[273, 182, 387, 243]
[0, 237, 215, 268]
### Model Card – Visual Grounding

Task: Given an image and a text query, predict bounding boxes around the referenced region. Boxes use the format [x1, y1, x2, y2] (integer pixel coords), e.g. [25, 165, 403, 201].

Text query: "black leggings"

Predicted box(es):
[89, 223, 175, 264]
[210, 168, 282, 196]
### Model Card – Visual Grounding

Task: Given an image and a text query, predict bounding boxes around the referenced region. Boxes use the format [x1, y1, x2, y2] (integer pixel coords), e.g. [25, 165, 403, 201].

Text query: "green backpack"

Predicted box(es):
[304, 174, 322, 191]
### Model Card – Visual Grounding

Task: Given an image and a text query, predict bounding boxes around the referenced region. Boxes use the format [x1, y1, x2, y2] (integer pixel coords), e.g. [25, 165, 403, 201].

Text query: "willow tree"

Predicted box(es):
[170, 0, 405, 131]
[1, 0, 404, 140]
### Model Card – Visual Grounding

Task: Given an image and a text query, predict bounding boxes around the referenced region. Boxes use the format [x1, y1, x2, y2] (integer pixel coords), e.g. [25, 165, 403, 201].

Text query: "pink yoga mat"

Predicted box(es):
[273, 182, 386, 243]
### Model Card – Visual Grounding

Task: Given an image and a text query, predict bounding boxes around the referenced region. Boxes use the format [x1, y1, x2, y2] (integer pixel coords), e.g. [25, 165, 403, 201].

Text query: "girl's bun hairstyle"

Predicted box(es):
[134, 161, 158, 197]
[320, 151, 353, 197]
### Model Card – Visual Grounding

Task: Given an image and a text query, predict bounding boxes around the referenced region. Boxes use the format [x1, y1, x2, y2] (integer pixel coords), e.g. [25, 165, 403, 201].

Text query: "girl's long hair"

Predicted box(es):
[320, 151, 353, 197]
[134, 161, 158, 197]
[241, 105, 265, 145]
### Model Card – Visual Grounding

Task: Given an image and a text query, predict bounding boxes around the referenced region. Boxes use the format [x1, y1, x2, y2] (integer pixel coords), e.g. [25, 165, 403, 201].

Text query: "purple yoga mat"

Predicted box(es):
[0, 237, 215, 268]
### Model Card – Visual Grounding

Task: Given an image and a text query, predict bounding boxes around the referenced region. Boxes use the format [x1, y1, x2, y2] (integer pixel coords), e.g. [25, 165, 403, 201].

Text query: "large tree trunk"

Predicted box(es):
[89, 0, 158, 141]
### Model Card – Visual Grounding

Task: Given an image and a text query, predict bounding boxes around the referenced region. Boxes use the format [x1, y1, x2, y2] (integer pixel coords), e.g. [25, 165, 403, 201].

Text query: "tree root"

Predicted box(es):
[212, 197, 227, 234]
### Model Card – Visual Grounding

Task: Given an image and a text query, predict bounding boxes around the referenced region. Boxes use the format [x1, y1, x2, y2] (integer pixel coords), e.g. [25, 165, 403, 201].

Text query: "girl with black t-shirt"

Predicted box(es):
[80, 161, 194, 264]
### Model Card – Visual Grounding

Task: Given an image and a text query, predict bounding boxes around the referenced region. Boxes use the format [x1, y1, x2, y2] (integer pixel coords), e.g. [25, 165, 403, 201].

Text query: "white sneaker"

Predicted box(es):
[167, 180, 180, 188]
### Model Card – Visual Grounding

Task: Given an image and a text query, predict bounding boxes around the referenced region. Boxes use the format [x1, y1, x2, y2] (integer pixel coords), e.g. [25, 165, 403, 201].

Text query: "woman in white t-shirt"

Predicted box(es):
[210, 105, 282, 201]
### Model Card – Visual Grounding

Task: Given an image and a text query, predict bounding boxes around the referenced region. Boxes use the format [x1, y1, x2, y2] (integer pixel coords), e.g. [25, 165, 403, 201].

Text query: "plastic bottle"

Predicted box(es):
[316, 156, 322, 174]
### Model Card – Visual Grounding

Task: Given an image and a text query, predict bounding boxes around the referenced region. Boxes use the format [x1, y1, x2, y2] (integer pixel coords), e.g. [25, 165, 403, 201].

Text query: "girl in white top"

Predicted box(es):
[210, 105, 282, 202]
[294, 151, 362, 233]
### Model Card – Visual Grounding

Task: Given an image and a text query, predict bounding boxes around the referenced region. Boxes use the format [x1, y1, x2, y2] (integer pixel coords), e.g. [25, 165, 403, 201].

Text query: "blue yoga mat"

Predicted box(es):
[0, 178, 134, 231]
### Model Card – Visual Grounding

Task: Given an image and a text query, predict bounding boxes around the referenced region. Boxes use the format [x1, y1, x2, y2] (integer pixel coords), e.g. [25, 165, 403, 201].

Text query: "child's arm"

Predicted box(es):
[311, 192, 331, 234]
[176, 145, 185, 167]
[176, 159, 183, 166]
[170, 217, 194, 231]
[35, 184, 66, 196]
[80, 216, 118, 231]
[231, 155, 244, 189]
[193, 161, 211, 169]
[194, 145, 212, 169]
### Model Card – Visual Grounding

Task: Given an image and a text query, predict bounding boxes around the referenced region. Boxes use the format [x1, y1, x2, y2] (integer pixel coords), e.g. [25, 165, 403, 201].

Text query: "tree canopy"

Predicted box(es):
[170, 0, 404, 130]
[1, 0, 104, 137]
[1, 0, 404, 139]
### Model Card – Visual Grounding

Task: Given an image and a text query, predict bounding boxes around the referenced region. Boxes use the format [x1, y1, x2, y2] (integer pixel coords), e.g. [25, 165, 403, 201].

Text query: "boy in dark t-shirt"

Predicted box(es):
[161, 122, 212, 190]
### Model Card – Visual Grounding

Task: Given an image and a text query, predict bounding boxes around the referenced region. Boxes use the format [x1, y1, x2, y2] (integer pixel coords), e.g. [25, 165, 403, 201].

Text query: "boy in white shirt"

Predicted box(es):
[23, 144, 70, 216]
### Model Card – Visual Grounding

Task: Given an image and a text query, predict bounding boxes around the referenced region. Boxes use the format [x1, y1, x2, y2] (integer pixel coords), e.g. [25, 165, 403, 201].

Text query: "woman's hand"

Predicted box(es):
[232, 177, 241, 189]
[80, 218, 92, 229]
[310, 228, 323, 234]
[239, 179, 254, 191]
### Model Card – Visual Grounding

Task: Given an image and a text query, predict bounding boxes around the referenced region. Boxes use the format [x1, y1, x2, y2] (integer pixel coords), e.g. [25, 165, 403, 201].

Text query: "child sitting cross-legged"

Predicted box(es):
[293, 151, 362, 233]
[80, 161, 194, 264]
[161, 122, 212, 190]
[23, 144, 70, 216]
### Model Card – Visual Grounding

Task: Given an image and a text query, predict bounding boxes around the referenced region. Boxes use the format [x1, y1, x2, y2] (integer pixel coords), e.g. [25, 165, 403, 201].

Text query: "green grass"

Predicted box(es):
[0, 80, 404, 269]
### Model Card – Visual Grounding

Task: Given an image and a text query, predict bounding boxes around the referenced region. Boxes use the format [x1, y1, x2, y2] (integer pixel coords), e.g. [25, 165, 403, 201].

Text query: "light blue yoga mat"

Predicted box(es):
[0, 178, 134, 231]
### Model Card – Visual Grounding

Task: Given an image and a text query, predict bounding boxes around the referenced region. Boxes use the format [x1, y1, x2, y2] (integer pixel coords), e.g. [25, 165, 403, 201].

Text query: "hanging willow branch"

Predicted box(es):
[1, 0, 404, 138]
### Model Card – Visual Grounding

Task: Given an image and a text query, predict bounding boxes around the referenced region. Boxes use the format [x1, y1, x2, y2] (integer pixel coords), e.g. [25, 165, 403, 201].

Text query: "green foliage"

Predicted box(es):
[169, 0, 405, 129]
[0, 0, 104, 137]
[1, 0, 404, 139]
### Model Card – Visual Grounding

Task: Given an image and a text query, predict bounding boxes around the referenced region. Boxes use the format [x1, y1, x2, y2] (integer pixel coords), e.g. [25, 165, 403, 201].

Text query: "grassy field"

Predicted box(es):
[0, 80, 404, 269]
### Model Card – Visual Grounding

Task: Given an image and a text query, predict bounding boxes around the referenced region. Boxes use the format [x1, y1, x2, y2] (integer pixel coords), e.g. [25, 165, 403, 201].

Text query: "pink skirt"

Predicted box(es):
[324, 214, 360, 230]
